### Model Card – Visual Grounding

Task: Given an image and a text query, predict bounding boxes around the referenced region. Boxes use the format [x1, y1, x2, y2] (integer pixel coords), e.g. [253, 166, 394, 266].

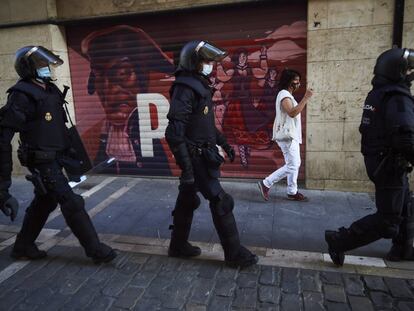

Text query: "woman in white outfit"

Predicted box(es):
[257, 69, 313, 201]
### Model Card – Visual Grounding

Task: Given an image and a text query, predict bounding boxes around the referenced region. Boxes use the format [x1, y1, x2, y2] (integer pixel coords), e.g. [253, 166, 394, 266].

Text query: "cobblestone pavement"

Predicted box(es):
[0, 245, 413, 311]
[0, 176, 413, 310]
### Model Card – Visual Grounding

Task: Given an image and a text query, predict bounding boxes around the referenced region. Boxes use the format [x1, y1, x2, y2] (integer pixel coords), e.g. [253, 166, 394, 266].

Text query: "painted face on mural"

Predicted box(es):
[238, 52, 247, 66]
[93, 58, 140, 125]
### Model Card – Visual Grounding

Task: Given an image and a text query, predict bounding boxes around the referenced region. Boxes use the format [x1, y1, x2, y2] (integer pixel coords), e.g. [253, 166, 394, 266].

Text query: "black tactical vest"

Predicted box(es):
[360, 84, 413, 155]
[173, 76, 216, 146]
[7, 81, 69, 152]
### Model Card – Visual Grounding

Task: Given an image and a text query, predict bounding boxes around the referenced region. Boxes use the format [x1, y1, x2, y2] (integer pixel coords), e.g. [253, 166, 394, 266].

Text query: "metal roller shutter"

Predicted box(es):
[66, 1, 307, 178]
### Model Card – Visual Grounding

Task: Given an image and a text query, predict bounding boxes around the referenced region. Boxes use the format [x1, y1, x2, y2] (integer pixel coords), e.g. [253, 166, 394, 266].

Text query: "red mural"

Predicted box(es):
[66, 2, 307, 178]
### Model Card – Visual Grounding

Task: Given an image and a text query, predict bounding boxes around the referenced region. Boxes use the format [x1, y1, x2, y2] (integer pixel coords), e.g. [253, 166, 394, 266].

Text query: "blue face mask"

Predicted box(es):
[36, 66, 51, 80]
[201, 63, 213, 76]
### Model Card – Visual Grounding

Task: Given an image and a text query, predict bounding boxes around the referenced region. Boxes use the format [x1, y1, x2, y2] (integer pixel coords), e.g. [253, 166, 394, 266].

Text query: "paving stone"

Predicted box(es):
[188, 277, 216, 305]
[102, 272, 133, 297]
[257, 303, 280, 311]
[281, 268, 299, 294]
[87, 295, 115, 311]
[143, 276, 172, 299]
[130, 270, 157, 288]
[208, 295, 232, 311]
[323, 284, 347, 303]
[280, 293, 302, 311]
[301, 270, 322, 292]
[303, 291, 324, 311]
[343, 275, 365, 296]
[91, 264, 117, 282]
[320, 272, 343, 285]
[398, 301, 414, 311]
[363, 276, 388, 292]
[232, 287, 257, 309]
[220, 265, 239, 280]
[0, 288, 27, 311]
[369, 291, 393, 309]
[348, 296, 374, 311]
[237, 273, 258, 288]
[133, 298, 161, 311]
[384, 278, 413, 298]
[259, 266, 280, 286]
[185, 303, 208, 311]
[75, 263, 102, 278]
[239, 263, 260, 274]
[37, 293, 71, 311]
[258, 285, 280, 304]
[161, 277, 193, 309]
[160, 257, 182, 272]
[14, 302, 39, 311]
[62, 277, 102, 309]
[140, 255, 164, 272]
[324, 301, 351, 311]
[113, 286, 144, 309]
[197, 261, 221, 279]
[59, 275, 87, 295]
[214, 278, 237, 297]
[24, 286, 54, 305]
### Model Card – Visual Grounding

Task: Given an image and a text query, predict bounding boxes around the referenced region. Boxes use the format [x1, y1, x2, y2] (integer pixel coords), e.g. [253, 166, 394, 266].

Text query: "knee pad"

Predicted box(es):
[60, 192, 85, 218]
[210, 191, 234, 216]
[176, 187, 201, 213]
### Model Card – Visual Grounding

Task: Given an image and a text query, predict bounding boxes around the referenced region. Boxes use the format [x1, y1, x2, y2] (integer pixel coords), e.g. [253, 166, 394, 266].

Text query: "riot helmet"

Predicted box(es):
[176, 40, 227, 75]
[373, 47, 414, 83]
[14, 46, 63, 82]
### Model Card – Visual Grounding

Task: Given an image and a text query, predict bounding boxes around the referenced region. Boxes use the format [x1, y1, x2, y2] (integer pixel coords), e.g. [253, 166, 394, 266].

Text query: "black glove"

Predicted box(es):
[222, 144, 235, 162]
[0, 191, 19, 221]
[173, 143, 194, 184]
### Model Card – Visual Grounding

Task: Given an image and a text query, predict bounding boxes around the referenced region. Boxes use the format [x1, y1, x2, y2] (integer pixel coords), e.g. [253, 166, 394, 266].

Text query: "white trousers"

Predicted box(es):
[263, 139, 301, 195]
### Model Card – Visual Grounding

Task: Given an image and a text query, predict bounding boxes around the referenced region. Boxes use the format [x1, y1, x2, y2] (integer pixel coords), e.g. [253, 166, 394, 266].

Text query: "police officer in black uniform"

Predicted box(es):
[325, 47, 414, 266]
[0, 46, 116, 263]
[165, 40, 258, 267]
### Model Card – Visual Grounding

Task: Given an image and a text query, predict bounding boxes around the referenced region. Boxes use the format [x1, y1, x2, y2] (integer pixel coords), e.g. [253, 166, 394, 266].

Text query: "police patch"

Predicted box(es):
[203, 106, 209, 115]
[45, 112, 52, 121]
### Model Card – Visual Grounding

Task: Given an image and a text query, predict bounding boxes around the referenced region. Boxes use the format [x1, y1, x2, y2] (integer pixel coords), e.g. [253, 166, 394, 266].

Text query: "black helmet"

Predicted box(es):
[373, 47, 414, 82]
[14, 45, 63, 81]
[176, 40, 227, 73]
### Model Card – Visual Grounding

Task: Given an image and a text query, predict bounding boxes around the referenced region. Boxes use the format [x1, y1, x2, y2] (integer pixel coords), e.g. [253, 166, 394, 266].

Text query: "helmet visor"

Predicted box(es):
[197, 42, 228, 61]
[404, 49, 414, 69]
[26, 46, 63, 68]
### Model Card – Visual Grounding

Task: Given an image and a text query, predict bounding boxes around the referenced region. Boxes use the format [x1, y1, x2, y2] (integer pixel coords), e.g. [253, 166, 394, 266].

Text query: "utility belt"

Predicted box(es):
[18, 143, 84, 179]
[187, 142, 224, 172]
[187, 142, 215, 158]
[17, 144, 61, 166]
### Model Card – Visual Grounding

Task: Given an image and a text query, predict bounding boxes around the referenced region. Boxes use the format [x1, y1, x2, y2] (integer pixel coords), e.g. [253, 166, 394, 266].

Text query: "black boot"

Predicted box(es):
[325, 223, 382, 266]
[11, 199, 53, 260]
[212, 211, 258, 268]
[65, 210, 117, 264]
[11, 240, 47, 260]
[386, 240, 414, 261]
[325, 230, 345, 266]
[168, 189, 201, 258]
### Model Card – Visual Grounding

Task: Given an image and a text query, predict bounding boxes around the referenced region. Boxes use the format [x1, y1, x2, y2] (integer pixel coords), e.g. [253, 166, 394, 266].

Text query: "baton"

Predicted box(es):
[68, 157, 115, 188]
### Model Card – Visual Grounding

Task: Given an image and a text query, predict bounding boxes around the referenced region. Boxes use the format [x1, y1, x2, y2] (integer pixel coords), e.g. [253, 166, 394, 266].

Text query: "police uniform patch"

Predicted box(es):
[45, 112, 52, 121]
[203, 106, 209, 115]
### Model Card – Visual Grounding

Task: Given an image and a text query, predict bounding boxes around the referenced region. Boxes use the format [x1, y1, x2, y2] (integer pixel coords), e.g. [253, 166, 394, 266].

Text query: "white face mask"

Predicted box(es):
[36, 66, 52, 80]
[201, 63, 213, 76]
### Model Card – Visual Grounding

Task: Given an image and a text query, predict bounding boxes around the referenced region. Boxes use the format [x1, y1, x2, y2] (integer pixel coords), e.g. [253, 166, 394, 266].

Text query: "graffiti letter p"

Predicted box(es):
[137, 93, 169, 157]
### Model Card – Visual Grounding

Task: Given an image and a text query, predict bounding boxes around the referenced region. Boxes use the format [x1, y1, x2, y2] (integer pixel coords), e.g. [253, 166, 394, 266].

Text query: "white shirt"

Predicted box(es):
[273, 89, 302, 144]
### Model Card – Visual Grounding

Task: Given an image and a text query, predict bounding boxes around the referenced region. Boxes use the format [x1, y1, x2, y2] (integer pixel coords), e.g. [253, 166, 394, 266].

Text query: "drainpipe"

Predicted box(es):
[392, 0, 405, 48]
